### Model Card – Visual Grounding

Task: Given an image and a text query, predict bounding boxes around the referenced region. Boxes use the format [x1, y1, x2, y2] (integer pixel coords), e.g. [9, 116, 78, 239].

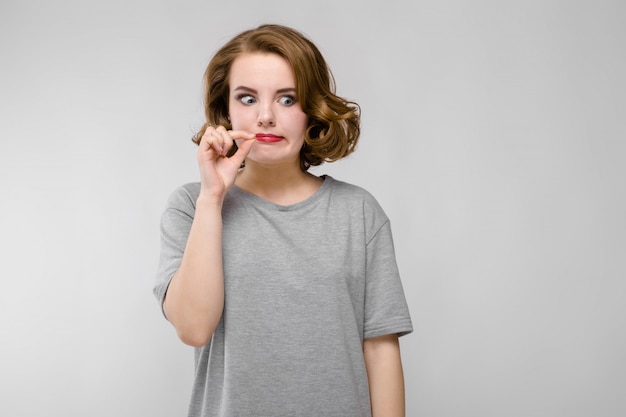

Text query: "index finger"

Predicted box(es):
[228, 130, 256, 141]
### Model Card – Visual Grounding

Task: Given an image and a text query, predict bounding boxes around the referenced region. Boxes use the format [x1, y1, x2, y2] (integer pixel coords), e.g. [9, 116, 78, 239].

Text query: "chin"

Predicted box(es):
[246, 151, 299, 166]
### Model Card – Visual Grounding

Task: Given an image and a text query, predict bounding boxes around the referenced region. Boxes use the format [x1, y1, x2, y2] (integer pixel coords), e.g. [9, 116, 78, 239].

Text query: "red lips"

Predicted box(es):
[255, 133, 283, 143]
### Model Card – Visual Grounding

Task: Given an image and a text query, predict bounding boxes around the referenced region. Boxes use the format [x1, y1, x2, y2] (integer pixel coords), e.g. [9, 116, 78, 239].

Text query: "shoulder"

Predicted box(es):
[164, 182, 201, 212]
[324, 176, 389, 229]
[326, 176, 385, 212]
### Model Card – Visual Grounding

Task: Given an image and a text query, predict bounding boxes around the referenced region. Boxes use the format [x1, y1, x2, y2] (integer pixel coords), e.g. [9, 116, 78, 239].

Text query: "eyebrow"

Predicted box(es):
[232, 86, 297, 94]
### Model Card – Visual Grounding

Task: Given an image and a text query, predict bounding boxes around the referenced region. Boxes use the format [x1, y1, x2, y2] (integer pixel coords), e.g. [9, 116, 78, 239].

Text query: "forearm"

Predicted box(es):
[363, 334, 406, 417]
[163, 196, 225, 347]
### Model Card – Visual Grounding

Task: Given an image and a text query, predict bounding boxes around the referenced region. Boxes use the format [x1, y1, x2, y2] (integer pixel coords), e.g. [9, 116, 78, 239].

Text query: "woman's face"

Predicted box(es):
[228, 52, 308, 167]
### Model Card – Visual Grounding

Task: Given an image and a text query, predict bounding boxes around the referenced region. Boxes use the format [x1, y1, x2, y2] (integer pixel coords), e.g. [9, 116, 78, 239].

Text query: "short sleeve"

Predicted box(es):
[153, 183, 200, 317]
[363, 218, 413, 339]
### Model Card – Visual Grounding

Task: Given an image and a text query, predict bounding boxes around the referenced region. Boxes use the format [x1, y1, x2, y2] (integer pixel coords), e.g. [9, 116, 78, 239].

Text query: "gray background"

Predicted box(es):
[1, 0, 624, 416]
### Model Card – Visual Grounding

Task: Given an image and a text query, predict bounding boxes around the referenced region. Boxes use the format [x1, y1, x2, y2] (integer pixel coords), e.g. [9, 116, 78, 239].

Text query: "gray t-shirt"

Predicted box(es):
[154, 175, 413, 417]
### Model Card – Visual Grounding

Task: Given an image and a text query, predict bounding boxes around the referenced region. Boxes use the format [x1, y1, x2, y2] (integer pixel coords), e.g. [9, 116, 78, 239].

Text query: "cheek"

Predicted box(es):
[295, 114, 309, 136]
[228, 108, 253, 130]
[283, 111, 308, 131]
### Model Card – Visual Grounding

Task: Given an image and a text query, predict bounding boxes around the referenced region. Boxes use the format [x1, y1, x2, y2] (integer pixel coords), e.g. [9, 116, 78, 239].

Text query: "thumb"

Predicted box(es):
[230, 137, 256, 167]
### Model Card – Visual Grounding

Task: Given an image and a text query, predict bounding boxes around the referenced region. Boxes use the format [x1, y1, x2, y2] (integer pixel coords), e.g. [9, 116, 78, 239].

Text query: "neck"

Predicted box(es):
[235, 160, 322, 205]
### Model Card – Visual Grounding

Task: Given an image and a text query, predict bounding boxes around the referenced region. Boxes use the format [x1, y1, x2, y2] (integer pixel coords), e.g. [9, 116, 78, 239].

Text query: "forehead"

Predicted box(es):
[229, 52, 295, 88]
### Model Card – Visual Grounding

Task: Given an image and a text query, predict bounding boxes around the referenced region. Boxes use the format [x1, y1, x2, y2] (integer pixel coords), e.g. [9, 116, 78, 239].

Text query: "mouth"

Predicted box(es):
[255, 133, 284, 143]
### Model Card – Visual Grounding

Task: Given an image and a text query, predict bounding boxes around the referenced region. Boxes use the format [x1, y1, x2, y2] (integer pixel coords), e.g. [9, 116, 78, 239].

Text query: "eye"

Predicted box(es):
[278, 95, 296, 106]
[237, 94, 256, 105]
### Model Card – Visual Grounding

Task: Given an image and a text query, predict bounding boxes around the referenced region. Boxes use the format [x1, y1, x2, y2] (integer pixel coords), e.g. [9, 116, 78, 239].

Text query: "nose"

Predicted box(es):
[257, 103, 275, 127]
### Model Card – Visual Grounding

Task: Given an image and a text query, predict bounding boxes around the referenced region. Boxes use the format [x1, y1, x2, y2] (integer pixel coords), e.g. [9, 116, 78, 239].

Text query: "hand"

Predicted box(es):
[197, 125, 255, 200]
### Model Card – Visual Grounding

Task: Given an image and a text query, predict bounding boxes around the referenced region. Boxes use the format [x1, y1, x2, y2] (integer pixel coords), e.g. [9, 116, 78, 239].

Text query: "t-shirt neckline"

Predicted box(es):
[231, 174, 332, 212]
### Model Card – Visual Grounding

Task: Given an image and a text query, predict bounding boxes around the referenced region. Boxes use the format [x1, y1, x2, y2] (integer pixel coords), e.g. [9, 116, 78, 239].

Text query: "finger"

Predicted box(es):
[229, 134, 256, 167]
[228, 130, 256, 147]
[225, 130, 255, 158]
[201, 127, 224, 155]
[227, 130, 255, 140]
[214, 126, 233, 156]
[199, 132, 213, 153]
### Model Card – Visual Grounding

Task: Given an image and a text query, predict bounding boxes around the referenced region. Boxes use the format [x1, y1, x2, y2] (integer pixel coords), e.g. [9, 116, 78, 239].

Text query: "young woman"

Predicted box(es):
[154, 24, 413, 417]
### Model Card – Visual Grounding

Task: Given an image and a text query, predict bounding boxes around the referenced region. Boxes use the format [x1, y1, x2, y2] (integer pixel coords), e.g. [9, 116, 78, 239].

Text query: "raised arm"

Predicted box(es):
[163, 126, 255, 347]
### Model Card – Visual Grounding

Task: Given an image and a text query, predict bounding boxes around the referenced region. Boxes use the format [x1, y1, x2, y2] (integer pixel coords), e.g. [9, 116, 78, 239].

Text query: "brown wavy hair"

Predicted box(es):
[192, 24, 360, 171]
